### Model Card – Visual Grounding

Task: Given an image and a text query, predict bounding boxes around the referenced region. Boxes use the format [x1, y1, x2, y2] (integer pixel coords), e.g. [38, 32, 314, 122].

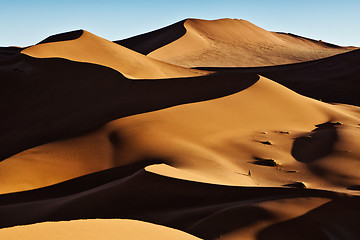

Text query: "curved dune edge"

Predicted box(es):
[115, 20, 187, 55]
[21, 30, 208, 79]
[147, 18, 357, 67]
[1, 76, 359, 194]
[0, 219, 202, 240]
[36, 29, 84, 45]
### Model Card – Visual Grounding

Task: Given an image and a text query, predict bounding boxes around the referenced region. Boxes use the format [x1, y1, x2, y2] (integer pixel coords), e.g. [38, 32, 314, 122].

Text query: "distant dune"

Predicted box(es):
[1, 18, 360, 240]
[118, 18, 357, 67]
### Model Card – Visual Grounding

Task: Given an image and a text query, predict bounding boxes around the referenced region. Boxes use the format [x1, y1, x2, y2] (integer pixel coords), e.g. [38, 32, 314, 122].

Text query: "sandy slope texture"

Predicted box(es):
[1, 75, 359, 194]
[0, 219, 201, 240]
[21, 30, 206, 79]
[135, 18, 357, 67]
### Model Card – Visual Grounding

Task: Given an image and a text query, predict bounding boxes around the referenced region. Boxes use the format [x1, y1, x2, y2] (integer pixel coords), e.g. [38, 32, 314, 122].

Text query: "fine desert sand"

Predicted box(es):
[0, 18, 359, 240]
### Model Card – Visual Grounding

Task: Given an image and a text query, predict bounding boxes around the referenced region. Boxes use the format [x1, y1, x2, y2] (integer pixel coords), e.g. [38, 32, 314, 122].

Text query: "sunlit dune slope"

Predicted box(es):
[118, 18, 357, 67]
[0, 219, 201, 240]
[1, 75, 359, 194]
[21, 30, 206, 79]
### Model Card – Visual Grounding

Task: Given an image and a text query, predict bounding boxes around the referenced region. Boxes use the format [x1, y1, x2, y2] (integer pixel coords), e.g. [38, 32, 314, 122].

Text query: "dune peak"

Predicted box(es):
[36, 29, 84, 45]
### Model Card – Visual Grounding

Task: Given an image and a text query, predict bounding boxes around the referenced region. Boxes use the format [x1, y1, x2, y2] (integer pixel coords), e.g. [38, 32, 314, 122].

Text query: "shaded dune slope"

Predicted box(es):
[0, 164, 356, 240]
[0, 54, 257, 161]
[117, 18, 356, 68]
[0, 47, 22, 61]
[115, 20, 187, 55]
[197, 49, 360, 106]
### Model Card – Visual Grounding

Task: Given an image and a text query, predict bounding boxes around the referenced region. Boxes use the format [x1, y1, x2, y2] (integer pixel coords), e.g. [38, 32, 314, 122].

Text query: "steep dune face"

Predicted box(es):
[1, 76, 359, 194]
[142, 18, 356, 67]
[115, 20, 187, 55]
[0, 219, 202, 240]
[22, 30, 206, 79]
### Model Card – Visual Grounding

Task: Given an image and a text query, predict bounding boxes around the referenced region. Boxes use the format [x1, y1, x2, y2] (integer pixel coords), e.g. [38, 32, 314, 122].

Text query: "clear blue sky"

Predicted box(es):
[1, 0, 359, 47]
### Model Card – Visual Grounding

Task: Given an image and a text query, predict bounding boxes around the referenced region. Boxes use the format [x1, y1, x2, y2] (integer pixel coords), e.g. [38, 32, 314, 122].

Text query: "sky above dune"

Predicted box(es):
[1, 0, 359, 47]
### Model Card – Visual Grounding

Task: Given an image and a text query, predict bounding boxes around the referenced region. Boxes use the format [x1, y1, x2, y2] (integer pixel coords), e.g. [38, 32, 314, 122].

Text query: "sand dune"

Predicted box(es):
[1, 76, 359, 194]
[0, 219, 201, 240]
[22, 30, 205, 79]
[197, 48, 360, 106]
[1, 18, 360, 240]
[119, 18, 357, 67]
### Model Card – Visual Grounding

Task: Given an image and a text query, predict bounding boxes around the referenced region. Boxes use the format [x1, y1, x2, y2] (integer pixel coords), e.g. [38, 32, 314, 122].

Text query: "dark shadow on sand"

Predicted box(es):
[115, 20, 187, 55]
[257, 196, 360, 240]
[291, 122, 339, 163]
[36, 30, 84, 45]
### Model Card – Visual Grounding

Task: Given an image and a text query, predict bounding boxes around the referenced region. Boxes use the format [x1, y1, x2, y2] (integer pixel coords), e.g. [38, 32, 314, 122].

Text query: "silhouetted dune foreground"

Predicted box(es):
[0, 18, 360, 240]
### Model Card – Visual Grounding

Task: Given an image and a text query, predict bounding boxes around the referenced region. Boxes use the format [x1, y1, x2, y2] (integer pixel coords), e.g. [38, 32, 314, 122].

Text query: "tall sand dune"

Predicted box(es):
[22, 30, 205, 79]
[118, 18, 357, 67]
